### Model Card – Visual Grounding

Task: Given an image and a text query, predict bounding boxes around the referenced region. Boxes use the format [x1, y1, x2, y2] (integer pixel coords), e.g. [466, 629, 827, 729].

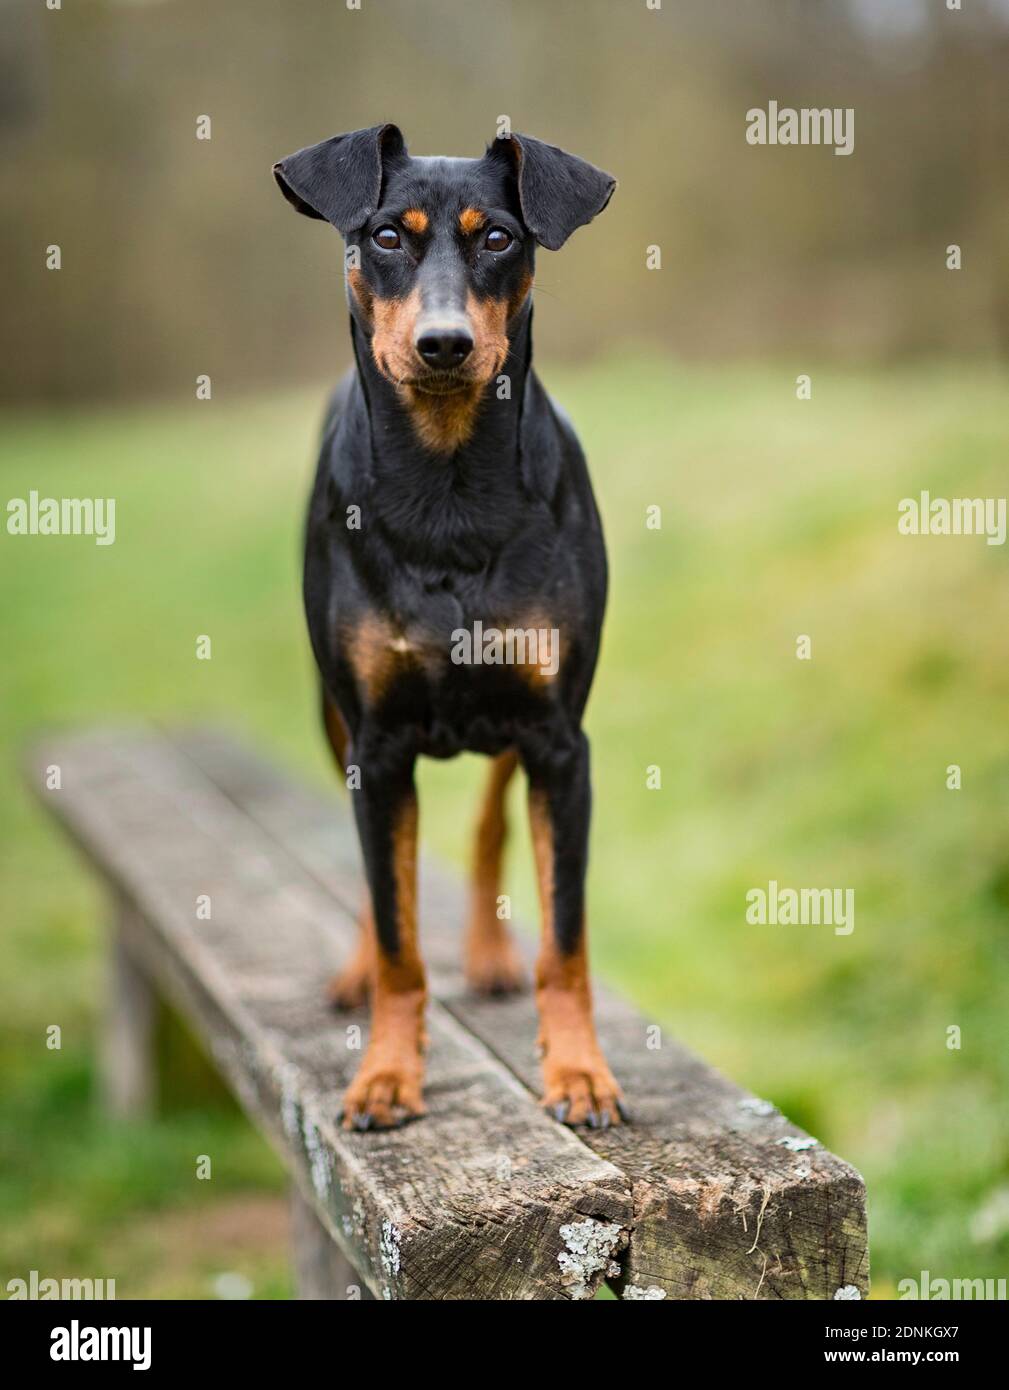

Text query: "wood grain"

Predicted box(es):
[26, 728, 630, 1300]
[172, 725, 869, 1300]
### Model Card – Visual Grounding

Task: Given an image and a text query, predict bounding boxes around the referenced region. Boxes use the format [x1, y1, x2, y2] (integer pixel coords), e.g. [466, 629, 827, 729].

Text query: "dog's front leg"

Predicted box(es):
[522, 730, 625, 1129]
[341, 736, 427, 1130]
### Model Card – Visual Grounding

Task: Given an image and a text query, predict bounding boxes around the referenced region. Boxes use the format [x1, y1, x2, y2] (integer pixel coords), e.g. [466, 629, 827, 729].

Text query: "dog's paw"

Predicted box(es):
[326, 964, 369, 1011]
[541, 1056, 627, 1130]
[464, 939, 526, 997]
[340, 1061, 426, 1131]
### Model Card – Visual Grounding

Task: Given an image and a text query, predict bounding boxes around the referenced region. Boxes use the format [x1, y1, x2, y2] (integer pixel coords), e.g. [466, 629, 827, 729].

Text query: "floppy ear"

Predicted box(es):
[489, 132, 616, 251]
[273, 123, 406, 233]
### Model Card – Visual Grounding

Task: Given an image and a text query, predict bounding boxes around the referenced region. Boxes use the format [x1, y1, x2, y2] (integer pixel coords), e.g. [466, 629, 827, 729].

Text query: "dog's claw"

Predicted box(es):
[615, 1098, 632, 1124]
[341, 1061, 427, 1132]
[541, 1052, 624, 1128]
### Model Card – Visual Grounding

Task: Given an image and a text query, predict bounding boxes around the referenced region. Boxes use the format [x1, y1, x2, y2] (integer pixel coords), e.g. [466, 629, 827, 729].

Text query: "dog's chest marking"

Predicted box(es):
[345, 613, 434, 703]
[344, 606, 561, 708]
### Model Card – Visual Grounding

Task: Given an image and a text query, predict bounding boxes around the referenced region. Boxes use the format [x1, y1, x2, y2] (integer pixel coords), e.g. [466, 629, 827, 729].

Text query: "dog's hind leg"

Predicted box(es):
[321, 690, 374, 1010]
[464, 748, 526, 995]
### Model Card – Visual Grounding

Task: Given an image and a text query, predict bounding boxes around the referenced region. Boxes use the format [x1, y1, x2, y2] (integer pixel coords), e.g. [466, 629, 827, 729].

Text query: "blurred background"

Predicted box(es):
[2, 0, 1008, 1299]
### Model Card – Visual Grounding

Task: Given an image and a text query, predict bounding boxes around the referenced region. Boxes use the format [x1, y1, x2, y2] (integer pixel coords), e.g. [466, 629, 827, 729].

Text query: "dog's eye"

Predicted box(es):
[373, 226, 401, 251]
[485, 227, 513, 252]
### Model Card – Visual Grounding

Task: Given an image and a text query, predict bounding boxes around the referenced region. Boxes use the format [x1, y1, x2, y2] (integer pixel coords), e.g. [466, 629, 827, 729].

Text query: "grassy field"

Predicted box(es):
[2, 358, 1008, 1299]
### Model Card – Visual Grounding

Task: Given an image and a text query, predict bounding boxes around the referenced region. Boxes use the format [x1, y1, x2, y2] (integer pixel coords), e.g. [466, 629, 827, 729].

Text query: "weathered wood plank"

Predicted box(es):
[174, 726, 869, 1300]
[26, 729, 631, 1300]
[289, 1185, 374, 1300]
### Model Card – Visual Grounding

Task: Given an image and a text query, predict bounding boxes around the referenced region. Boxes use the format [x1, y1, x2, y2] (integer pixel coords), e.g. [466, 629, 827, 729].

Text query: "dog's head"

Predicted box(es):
[273, 125, 614, 427]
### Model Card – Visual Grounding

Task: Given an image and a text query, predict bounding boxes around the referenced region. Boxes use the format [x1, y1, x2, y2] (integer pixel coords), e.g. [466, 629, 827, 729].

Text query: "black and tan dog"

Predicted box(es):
[273, 123, 624, 1131]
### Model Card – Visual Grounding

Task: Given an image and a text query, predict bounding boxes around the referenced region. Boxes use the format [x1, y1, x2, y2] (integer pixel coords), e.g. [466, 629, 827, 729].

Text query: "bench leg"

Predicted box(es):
[101, 898, 157, 1119]
[289, 1186, 374, 1300]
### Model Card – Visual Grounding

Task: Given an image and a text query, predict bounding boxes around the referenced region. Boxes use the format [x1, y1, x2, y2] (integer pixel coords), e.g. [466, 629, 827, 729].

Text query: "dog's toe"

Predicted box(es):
[541, 1057, 626, 1129]
[341, 1068, 426, 1132]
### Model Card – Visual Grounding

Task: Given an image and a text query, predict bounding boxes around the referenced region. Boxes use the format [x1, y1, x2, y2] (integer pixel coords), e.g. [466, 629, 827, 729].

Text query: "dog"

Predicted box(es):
[273, 124, 625, 1131]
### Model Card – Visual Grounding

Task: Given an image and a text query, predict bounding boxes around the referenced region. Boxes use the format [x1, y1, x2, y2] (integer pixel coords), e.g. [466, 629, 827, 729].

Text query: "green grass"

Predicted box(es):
[2, 358, 1008, 1298]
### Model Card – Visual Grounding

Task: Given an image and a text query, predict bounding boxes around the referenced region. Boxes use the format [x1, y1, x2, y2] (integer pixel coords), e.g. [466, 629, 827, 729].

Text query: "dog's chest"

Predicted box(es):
[343, 602, 561, 699]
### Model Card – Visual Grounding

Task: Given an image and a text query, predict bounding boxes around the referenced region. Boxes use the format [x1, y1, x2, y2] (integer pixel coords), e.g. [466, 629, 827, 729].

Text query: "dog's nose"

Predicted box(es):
[416, 327, 474, 370]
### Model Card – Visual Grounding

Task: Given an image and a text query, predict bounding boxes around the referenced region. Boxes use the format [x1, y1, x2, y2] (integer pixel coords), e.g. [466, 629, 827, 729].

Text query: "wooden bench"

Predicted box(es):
[26, 726, 869, 1301]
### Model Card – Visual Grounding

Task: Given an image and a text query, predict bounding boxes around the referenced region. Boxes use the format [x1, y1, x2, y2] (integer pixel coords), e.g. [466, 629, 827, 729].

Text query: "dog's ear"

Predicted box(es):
[487, 132, 615, 251]
[273, 123, 406, 233]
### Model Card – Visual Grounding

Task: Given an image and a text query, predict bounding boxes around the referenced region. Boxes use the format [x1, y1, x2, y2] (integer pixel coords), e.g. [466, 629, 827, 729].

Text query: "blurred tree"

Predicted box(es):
[0, 0, 1006, 403]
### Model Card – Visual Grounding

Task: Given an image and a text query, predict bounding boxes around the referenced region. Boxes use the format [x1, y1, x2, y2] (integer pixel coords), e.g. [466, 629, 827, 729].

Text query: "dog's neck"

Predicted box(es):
[349, 300, 533, 477]
[341, 296, 545, 571]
